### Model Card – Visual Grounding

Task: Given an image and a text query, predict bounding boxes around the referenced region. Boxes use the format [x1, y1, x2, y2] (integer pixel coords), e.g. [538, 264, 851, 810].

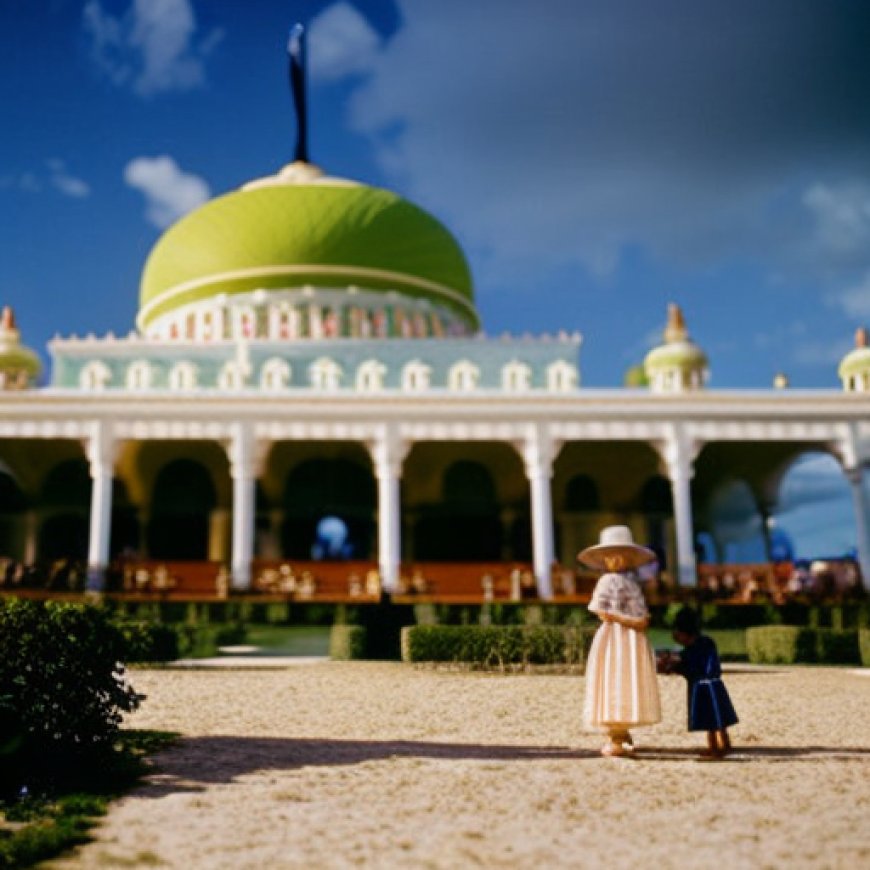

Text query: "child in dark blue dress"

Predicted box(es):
[668, 606, 738, 758]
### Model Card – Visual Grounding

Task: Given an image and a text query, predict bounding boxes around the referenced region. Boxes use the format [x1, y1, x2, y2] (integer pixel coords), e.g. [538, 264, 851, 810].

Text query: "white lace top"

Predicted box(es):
[588, 572, 649, 620]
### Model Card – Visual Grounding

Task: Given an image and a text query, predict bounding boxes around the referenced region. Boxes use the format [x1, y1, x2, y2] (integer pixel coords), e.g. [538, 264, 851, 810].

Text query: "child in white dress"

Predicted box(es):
[579, 526, 662, 757]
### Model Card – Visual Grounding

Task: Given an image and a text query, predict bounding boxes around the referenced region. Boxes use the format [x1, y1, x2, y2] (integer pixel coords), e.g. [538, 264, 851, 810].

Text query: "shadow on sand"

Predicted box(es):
[139, 737, 599, 796]
[634, 744, 870, 763]
[136, 735, 870, 798]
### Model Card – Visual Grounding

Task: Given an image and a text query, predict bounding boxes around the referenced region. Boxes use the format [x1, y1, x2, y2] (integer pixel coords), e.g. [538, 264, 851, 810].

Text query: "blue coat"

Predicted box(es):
[676, 635, 739, 732]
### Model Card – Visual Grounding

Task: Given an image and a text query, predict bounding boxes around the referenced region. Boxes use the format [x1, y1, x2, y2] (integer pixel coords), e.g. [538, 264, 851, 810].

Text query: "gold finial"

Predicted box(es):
[664, 302, 687, 343]
[856, 327, 868, 349]
[773, 372, 789, 389]
[1, 306, 15, 331]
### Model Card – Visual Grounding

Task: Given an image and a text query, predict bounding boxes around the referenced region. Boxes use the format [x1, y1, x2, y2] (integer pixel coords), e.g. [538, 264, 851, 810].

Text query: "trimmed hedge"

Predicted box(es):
[401, 625, 595, 668]
[746, 626, 862, 664]
[858, 629, 870, 667]
[329, 625, 368, 660]
[109, 619, 247, 662]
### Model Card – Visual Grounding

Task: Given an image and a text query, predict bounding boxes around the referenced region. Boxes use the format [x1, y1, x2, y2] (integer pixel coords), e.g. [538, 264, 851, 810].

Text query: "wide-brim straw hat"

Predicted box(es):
[577, 525, 657, 569]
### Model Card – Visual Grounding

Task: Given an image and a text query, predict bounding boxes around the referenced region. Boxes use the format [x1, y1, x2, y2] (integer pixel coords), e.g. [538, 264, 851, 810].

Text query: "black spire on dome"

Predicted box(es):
[288, 23, 309, 163]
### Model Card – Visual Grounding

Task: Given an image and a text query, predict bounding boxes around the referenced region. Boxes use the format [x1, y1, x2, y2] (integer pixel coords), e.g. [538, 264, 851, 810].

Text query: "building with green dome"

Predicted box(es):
[0, 30, 868, 602]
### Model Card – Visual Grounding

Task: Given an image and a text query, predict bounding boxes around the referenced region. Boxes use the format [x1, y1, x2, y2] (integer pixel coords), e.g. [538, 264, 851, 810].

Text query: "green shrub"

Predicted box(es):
[329, 625, 368, 660]
[746, 625, 861, 664]
[746, 626, 816, 663]
[401, 625, 592, 668]
[0, 600, 142, 795]
[113, 619, 180, 663]
[815, 628, 861, 664]
[860, 629, 870, 667]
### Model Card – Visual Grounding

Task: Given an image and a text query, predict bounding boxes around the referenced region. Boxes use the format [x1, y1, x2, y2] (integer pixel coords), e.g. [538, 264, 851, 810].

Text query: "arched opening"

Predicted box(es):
[564, 474, 600, 511]
[110, 478, 140, 558]
[147, 459, 217, 559]
[0, 469, 28, 560]
[773, 451, 854, 560]
[280, 459, 376, 559]
[707, 479, 766, 563]
[640, 474, 673, 563]
[38, 459, 91, 561]
[414, 460, 503, 560]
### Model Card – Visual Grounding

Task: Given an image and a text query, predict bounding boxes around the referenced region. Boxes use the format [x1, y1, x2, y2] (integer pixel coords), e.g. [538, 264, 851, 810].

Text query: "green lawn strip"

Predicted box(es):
[0, 729, 176, 869]
[227, 625, 331, 657]
[648, 627, 747, 661]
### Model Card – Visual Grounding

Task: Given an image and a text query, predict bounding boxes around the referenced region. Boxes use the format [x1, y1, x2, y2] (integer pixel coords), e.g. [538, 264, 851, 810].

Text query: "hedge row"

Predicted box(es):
[400, 625, 595, 668]
[329, 625, 368, 660]
[746, 626, 865, 665]
[113, 619, 247, 662]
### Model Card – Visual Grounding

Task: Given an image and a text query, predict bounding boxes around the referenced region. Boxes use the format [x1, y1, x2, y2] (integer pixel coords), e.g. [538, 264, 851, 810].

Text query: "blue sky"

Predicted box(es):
[1, 0, 868, 558]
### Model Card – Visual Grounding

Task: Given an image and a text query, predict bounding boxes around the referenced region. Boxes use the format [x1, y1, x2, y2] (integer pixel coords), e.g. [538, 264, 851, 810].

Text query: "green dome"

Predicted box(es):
[0, 346, 41, 376]
[137, 170, 477, 330]
[838, 347, 870, 379]
[0, 307, 41, 388]
[623, 363, 649, 387]
[644, 341, 708, 372]
[839, 328, 870, 380]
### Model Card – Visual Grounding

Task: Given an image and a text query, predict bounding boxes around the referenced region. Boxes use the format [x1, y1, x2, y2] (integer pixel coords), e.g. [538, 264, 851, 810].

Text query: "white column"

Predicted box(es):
[659, 428, 700, 587]
[85, 421, 117, 583]
[369, 428, 408, 594]
[522, 426, 559, 599]
[845, 465, 870, 591]
[227, 424, 267, 591]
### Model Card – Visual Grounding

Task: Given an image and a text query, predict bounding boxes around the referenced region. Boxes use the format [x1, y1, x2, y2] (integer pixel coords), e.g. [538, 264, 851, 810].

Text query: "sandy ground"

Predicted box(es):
[49, 663, 870, 870]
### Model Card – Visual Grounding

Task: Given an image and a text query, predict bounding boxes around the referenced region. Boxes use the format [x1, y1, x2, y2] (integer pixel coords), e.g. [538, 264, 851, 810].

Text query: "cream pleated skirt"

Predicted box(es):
[584, 622, 661, 729]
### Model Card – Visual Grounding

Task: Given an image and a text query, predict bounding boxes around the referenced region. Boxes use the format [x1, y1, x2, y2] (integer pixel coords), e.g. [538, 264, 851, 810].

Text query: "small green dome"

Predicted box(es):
[137, 165, 477, 331]
[644, 340, 708, 372]
[0, 307, 41, 388]
[838, 328, 870, 380]
[623, 363, 649, 387]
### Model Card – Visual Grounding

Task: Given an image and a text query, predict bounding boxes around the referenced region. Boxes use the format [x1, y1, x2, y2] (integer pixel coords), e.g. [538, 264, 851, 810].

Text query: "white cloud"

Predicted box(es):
[123, 156, 210, 228]
[308, 2, 381, 83]
[47, 159, 91, 198]
[328, 1, 870, 298]
[803, 182, 870, 255]
[82, 0, 222, 97]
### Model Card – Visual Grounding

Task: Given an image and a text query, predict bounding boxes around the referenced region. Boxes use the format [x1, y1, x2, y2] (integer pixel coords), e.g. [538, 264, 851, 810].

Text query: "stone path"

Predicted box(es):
[49, 663, 870, 869]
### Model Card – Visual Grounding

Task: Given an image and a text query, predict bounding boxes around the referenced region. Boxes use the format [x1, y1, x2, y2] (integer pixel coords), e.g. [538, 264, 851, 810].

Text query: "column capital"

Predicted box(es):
[519, 425, 562, 481]
[830, 422, 870, 473]
[367, 426, 410, 480]
[654, 426, 701, 481]
[84, 420, 118, 479]
[225, 423, 269, 480]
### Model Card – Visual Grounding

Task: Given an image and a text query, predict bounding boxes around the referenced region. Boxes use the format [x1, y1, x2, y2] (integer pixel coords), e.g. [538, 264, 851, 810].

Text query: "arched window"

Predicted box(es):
[502, 360, 532, 391]
[402, 360, 431, 391]
[309, 357, 343, 390]
[168, 361, 197, 391]
[260, 357, 291, 390]
[80, 360, 112, 391]
[546, 360, 578, 392]
[448, 360, 480, 391]
[234, 306, 257, 339]
[126, 360, 152, 390]
[356, 359, 387, 392]
[148, 459, 217, 559]
[217, 361, 246, 390]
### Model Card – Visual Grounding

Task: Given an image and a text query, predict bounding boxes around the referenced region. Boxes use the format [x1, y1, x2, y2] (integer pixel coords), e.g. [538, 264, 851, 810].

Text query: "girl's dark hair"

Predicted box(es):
[673, 606, 701, 635]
